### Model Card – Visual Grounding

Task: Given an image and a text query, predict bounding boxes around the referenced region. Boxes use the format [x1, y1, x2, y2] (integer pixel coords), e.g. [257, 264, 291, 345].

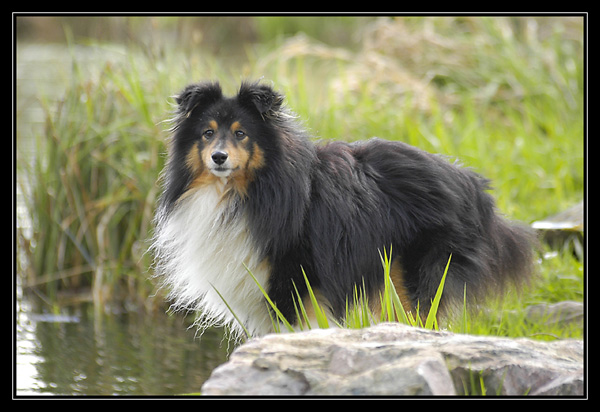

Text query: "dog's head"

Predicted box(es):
[166, 81, 285, 199]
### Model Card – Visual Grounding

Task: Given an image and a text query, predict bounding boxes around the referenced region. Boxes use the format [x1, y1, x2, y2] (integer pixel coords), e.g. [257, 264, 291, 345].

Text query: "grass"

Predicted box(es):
[232, 247, 582, 342]
[18, 54, 163, 309]
[17, 16, 583, 339]
[234, 248, 452, 339]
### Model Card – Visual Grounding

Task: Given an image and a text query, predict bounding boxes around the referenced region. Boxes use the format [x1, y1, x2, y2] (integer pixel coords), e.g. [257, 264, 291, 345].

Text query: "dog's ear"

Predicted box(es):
[237, 81, 285, 117]
[174, 82, 223, 116]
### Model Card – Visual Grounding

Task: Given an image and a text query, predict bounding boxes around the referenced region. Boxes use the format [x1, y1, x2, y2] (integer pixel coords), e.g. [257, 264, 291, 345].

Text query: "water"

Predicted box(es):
[15, 42, 230, 396]
[16, 295, 230, 396]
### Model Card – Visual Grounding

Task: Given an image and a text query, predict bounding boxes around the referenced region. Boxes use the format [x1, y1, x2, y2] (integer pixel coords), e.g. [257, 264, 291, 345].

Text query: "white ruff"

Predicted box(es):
[152, 184, 273, 338]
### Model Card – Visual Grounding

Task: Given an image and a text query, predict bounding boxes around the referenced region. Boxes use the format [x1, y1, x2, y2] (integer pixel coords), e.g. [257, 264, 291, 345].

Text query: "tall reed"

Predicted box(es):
[17, 56, 166, 309]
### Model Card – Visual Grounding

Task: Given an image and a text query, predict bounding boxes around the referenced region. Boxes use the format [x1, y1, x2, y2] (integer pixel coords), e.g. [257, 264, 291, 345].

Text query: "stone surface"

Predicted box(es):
[532, 201, 584, 259]
[525, 301, 584, 329]
[201, 323, 584, 396]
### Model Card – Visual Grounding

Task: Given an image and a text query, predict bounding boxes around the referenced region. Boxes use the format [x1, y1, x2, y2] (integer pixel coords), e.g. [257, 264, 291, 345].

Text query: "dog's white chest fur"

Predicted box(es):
[153, 185, 272, 338]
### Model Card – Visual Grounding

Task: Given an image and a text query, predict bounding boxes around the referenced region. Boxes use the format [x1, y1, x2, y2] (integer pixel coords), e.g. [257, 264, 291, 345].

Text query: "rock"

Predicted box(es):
[531, 202, 583, 233]
[532, 201, 584, 259]
[201, 323, 583, 396]
[525, 301, 584, 329]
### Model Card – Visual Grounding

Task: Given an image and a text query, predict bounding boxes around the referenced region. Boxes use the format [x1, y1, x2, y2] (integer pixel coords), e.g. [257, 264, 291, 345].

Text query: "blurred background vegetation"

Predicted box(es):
[16, 15, 584, 316]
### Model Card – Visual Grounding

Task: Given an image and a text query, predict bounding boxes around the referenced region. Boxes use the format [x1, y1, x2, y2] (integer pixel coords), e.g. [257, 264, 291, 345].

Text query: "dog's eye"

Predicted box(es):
[235, 130, 246, 140]
[203, 130, 214, 139]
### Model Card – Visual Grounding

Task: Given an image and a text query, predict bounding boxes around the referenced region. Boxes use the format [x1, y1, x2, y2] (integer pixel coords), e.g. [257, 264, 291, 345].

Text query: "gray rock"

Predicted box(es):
[532, 201, 584, 259]
[525, 301, 584, 329]
[201, 323, 584, 396]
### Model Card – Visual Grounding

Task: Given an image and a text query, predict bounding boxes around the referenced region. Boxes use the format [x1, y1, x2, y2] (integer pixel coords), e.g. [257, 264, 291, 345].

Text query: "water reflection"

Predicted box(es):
[16, 298, 230, 396]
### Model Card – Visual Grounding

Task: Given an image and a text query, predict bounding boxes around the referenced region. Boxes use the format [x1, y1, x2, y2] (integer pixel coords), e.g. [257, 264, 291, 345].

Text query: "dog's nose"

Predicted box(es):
[211, 151, 229, 165]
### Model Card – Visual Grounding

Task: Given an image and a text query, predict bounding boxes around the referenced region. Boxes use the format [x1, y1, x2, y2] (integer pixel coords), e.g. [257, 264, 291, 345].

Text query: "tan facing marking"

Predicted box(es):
[248, 143, 265, 171]
[185, 144, 203, 175]
[227, 142, 265, 199]
[177, 170, 224, 204]
[189, 169, 220, 189]
[181, 140, 222, 201]
[230, 121, 241, 132]
[208, 120, 218, 130]
[225, 140, 250, 169]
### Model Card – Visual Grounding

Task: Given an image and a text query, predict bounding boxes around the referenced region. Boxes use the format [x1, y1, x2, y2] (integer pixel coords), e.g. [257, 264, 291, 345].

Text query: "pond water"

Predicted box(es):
[16, 294, 230, 396]
[15, 42, 232, 397]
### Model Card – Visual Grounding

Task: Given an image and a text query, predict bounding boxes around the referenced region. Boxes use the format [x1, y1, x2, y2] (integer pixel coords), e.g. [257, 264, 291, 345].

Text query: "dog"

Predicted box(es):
[151, 80, 536, 338]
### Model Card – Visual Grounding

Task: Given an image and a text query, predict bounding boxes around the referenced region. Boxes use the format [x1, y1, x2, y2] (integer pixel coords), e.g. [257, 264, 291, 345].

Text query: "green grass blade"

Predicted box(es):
[266, 303, 281, 333]
[243, 263, 295, 333]
[461, 283, 469, 334]
[389, 282, 412, 326]
[358, 279, 373, 327]
[425, 253, 452, 330]
[378, 246, 412, 325]
[292, 280, 311, 330]
[345, 280, 374, 329]
[380, 248, 395, 322]
[300, 266, 330, 329]
[210, 283, 252, 341]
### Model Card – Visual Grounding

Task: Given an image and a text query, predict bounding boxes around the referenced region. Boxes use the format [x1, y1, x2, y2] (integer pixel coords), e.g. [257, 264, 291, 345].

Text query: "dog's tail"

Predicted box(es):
[440, 208, 539, 315]
[489, 215, 538, 291]
[405, 174, 539, 316]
